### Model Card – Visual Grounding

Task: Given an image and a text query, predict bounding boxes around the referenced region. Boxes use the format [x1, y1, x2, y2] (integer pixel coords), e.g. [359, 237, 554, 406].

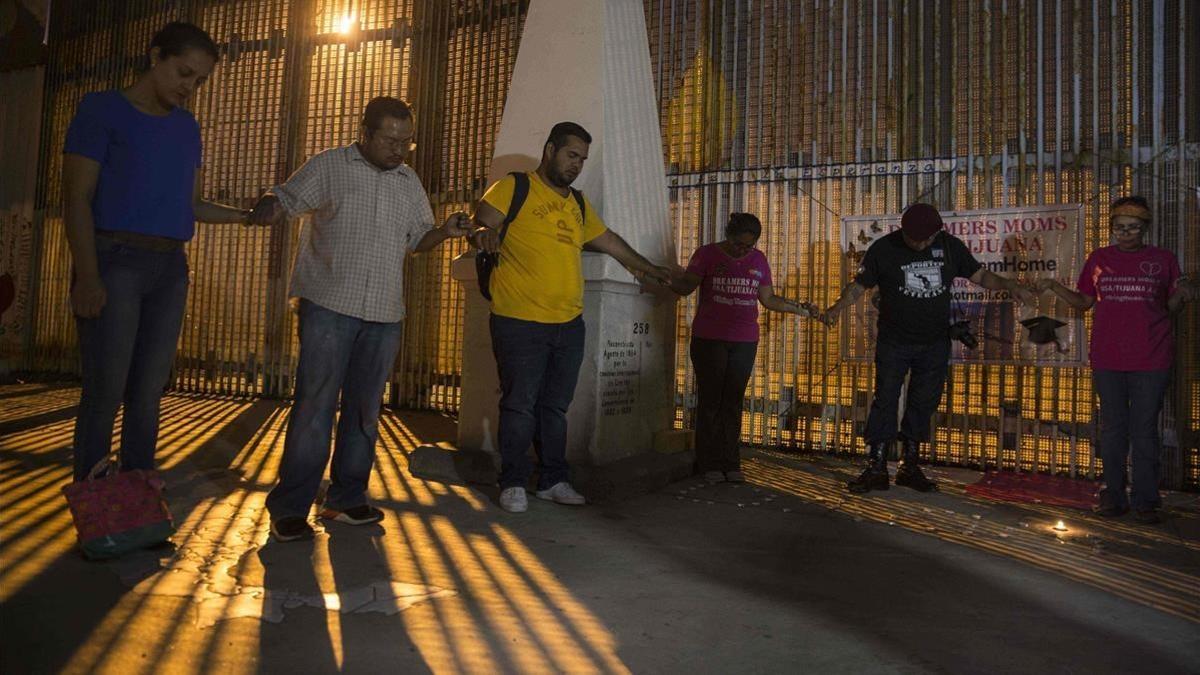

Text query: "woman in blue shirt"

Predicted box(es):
[63, 22, 251, 481]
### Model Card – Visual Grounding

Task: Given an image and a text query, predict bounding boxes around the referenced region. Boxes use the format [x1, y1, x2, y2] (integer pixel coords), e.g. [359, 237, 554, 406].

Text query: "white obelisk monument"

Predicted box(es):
[450, 0, 682, 484]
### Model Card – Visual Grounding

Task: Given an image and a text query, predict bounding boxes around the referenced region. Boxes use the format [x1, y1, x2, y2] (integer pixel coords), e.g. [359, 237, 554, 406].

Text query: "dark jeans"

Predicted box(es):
[863, 338, 951, 445]
[72, 237, 189, 481]
[1093, 369, 1170, 511]
[689, 337, 758, 472]
[490, 313, 586, 490]
[265, 300, 404, 520]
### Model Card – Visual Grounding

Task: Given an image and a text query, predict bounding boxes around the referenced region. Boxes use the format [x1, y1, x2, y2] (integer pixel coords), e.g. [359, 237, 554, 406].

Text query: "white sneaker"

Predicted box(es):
[535, 482, 586, 505]
[499, 487, 528, 513]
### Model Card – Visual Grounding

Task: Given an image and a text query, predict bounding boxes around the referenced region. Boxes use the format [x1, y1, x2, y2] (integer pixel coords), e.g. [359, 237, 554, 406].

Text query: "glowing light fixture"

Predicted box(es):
[1053, 520, 1068, 532]
[338, 14, 357, 35]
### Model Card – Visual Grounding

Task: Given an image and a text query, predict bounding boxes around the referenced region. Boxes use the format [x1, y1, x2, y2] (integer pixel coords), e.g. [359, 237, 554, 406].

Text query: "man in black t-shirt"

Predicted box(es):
[821, 203, 1034, 493]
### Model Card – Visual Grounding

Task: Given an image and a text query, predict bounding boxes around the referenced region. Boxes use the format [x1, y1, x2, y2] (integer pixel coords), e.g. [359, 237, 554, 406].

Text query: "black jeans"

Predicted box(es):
[690, 337, 758, 472]
[863, 338, 951, 445]
[1093, 369, 1170, 511]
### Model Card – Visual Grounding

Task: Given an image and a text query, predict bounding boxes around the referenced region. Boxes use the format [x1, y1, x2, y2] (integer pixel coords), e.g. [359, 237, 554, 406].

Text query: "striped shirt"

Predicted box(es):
[274, 144, 435, 323]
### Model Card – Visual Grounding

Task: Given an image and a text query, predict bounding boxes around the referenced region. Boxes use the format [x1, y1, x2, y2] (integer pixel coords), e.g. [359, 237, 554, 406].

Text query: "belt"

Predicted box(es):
[95, 229, 185, 253]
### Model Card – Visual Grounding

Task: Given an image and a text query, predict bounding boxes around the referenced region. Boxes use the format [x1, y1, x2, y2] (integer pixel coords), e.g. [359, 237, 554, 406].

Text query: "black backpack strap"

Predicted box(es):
[498, 171, 530, 245]
[570, 187, 586, 225]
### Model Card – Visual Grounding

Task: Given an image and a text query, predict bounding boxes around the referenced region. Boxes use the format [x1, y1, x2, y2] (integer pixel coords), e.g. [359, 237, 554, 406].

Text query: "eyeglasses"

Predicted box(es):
[373, 133, 417, 152]
[1112, 223, 1145, 233]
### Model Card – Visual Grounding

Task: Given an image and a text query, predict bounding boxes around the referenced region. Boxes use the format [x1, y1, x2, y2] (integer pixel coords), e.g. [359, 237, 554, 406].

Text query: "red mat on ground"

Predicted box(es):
[964, 470, 1100, 510]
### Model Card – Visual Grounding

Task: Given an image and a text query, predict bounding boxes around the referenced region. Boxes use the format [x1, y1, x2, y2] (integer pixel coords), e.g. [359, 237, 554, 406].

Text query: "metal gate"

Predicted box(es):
[20, 0, 1200, 488]
[649, 0, 1198, 488]
[23, 0, 525, 413]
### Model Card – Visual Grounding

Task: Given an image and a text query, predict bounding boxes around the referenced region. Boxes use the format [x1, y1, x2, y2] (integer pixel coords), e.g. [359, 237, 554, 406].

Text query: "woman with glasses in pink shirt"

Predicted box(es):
[1035, 196, 1197, 524]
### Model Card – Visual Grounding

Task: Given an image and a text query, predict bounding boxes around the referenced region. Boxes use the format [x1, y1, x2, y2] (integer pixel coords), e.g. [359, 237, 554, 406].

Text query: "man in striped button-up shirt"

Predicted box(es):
[250, 96, 470, 542]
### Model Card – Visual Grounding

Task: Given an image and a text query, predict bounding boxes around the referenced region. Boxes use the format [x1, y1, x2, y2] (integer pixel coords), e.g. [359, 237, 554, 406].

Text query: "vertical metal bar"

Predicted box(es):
[1036, 0, 1044, 206]
[1067, 0, 1082, 478]
[1178, 0, 1189, 265]
[1109, 0, 1118, 188]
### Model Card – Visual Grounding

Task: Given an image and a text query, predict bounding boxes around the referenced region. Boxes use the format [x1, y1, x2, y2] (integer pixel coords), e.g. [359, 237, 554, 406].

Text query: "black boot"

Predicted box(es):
[847, 442, 890, 494]
[895, 438, 937, 492]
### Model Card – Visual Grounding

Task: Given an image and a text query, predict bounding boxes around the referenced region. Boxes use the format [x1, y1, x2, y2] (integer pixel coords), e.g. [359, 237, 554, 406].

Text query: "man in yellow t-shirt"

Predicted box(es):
[470, 121, 672, 513]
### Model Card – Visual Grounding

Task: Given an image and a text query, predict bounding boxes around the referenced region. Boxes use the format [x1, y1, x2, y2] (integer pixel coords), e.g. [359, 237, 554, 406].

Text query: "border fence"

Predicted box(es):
[15, 0, 1198, 488]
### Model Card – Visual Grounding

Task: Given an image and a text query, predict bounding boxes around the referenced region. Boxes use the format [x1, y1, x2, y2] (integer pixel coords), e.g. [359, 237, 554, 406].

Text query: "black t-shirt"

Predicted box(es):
[854, 230, 983, 344]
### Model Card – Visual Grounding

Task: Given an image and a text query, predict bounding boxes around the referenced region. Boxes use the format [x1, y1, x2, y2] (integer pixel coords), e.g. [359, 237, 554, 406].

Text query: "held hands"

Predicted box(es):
[440, 211, 472, 238]
[1031, 278, 1057, 294]
[794, 300, 821, 318]
[629, 264, 674, 296]
[658, 261, 687, 292]
[627, 263, 684, 301]
[816, 305, 842, 327]
[71, 275, 107, 319]
[644, 264, 673, 285]
[248, 194, 285, 226]
[1010, 283, 1036, 306]
[1173, 277, 1199, 304]
[470, 227, 500, 253]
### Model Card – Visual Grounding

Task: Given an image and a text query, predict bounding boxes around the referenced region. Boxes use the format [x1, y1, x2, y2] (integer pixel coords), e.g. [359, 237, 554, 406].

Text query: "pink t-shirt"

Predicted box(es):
[1076, 245, 1180, 371]
[687, 243, 773, 342]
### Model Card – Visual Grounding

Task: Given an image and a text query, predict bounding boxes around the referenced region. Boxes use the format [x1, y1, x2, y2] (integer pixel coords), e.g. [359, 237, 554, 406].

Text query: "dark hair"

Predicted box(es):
[545, 122, 592, 151]
[150, 22, 219, 63]
[725, 212, 762, 239]
[1110, 195, 1150, 211]
[362, 96, 413, 132]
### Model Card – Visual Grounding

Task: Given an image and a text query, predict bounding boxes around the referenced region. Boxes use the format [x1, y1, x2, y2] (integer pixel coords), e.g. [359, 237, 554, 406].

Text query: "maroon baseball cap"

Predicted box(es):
[900, 203, 944, 240]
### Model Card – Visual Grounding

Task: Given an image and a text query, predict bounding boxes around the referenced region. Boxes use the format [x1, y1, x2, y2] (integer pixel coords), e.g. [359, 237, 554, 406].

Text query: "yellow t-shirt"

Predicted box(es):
[481, 172, 608, 323]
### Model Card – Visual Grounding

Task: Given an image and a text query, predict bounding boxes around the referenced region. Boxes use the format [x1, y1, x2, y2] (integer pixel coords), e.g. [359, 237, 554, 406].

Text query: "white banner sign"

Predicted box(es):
[839, 204, 1087, 365]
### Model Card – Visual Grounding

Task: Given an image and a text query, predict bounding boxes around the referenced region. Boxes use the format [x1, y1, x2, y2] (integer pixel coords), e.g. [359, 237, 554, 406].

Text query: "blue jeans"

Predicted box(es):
[72, 237, 189, 481]
[863, 338, 951, 444]
[689, 337, 758, 472]
[1093, 369, 1170, 511]
[490, 313, 585, 490]
[265, 300, 404, 520]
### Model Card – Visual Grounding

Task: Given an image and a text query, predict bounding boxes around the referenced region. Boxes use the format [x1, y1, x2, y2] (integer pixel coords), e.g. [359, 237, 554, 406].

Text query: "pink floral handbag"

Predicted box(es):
[61, 457, 175, 559]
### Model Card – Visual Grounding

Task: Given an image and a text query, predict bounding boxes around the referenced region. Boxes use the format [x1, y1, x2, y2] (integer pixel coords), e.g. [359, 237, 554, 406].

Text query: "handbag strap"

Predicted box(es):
[86, 454, 119, 481]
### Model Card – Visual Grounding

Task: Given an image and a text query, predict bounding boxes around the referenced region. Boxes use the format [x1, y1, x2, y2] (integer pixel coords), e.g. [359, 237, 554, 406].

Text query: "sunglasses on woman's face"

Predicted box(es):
[1112, 223, 1145, 233]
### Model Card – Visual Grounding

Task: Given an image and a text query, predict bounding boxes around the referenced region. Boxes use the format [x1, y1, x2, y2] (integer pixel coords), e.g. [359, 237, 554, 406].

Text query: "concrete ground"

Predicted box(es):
[1, 383, 1197, 674]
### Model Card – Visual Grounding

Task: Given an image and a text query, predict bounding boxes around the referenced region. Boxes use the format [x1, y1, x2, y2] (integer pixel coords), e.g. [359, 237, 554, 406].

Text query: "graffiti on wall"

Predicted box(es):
[0, 211, 34, 362]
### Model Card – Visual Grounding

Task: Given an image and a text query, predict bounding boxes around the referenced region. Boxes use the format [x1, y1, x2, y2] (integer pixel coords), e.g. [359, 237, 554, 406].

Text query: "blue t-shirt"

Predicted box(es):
[63, 90, 202, 241]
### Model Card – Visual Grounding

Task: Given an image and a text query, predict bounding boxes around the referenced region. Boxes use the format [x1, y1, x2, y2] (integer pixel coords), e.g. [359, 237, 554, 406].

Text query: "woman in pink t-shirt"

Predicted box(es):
[1036, 196, 1197, 523]
[670, 213, 818, 483]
